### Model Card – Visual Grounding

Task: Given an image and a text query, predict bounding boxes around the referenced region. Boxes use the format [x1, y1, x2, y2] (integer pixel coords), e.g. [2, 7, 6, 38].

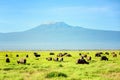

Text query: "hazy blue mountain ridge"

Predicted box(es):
[0, 22, 120, 50]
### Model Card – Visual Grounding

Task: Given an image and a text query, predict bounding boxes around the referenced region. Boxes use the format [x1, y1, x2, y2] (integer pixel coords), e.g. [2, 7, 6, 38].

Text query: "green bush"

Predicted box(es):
[58, 64, 63, 67]
[45, 71, 67, 78]
[3, 67, 13, 71]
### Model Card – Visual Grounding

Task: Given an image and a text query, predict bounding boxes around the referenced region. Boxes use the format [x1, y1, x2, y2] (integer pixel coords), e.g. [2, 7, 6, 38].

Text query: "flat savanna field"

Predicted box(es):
[0, 50, 120, 80]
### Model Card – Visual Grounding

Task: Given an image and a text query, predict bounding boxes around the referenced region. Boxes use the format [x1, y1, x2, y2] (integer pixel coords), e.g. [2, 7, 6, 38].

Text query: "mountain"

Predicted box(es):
[0, 22, 120, 50]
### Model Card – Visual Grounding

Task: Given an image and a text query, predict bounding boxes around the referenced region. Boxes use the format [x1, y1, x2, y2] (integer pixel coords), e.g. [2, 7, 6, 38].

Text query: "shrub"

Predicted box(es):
[3, 67, 13, 71]
[45, 71, 67, 78]
[58, 64, 63, 67]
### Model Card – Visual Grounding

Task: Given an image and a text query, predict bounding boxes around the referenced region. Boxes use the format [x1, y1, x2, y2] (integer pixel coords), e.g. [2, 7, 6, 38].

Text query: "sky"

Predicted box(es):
[0, 0, 120, 33]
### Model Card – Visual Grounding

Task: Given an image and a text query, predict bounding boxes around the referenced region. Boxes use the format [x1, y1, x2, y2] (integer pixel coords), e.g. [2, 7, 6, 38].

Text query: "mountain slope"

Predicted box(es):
[0, 22, 120, 50]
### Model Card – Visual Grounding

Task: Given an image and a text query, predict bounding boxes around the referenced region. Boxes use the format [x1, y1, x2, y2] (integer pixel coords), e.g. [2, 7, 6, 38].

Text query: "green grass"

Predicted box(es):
[0, 50, 120, 80]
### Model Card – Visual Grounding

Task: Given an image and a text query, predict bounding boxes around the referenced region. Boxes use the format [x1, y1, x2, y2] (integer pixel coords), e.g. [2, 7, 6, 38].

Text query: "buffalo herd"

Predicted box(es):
[4, 51, 119, 65]
[46, 57, 63, 62]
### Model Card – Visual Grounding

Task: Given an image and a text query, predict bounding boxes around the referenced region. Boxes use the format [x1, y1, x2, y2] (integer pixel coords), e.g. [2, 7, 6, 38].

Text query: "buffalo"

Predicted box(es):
[105, 52, 109, 55]
[79, 53, 82, 56]
[53, 58, 59, 61]
[34, 52, 40, 57]
[59, 57, 63, 62]
[82, 54, 87, 58]
[95, 53, 101, 57]
[57, 53, 63, 57]
[87, 56, 92, 61]
[63, 53, 68, 56]
[99, 52, 103, 54]
[113, 53, 117, 57]
[6, 58, 10, 63]
[112, 52, 115, 54]
[101, 56, 108, 61]
[50, 52, 54, 55]
[16, 54, 19, 57]
[26, 54, 29, 58]
[17, 58, 26, 64]
[46, 57, 52, 61]
[66, 54, 72, 57]
[6, 54, 8, 57]
[76, 57, 89, 64]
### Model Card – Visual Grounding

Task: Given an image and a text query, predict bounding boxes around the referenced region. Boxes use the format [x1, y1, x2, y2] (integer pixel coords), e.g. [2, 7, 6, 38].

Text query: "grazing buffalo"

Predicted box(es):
[82, 54, 87, 58]
[101, 56, 108, 61]
[112, 52, 115, 54]
[53, 58, 59, 61]
[79, 53, 82, 56]
[34, 52, 40, 57]
[57, 53, 63, 57]
[17, 59, 26, 64]
[6, 58, 10, 63]
[59, 57, 63, 62]
[63, 53, 68, 56]
[99, 52, 103, 54]
[95, 53, 101, 57]
[26, 54, 29, 58]
[66, 54, 72, 57]
[46, 57, 52, 61]
[87, 56, 92, 61]
[16, 54, 19, 57]
[6, 54, 8, 57]
[113, 53, 117, 57]
[76, 57, 89, 64]
[50, 52, 54, 55]
[105, 52, 109, 55]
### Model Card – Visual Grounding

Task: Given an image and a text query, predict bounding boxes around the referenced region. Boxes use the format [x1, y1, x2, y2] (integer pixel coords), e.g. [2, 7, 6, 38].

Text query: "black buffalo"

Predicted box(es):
[76, 57, 89, 64]
[6, 58, 10, 63]
[34, 52, 40, 57]
[95, 53, 101, 57]
[26, 54, 29, 58]
[79, 53, 82, 56]
[105, 52, 109, 55]
[16, 54, 19, 57]
[63, 53, 68, 56]
[50, 52, 54, 55]
[66, 54, 72, 57]
[6, 54, 8, 57]
[76, 59, 89, 64]
[101, 56, 108, 61]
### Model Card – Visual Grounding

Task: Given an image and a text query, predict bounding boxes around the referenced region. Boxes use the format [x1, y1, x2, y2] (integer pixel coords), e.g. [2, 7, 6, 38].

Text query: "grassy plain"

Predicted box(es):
[0, 50, 120, 80]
